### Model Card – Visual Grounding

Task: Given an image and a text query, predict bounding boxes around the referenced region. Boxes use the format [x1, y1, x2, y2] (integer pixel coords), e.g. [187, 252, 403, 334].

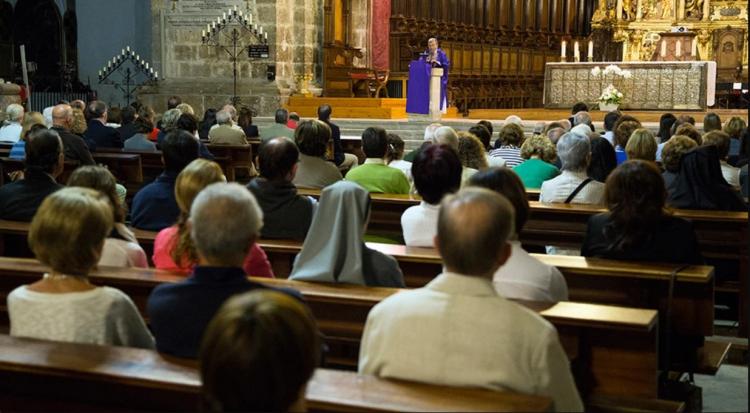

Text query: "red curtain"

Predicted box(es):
[371, 0, 390, 70]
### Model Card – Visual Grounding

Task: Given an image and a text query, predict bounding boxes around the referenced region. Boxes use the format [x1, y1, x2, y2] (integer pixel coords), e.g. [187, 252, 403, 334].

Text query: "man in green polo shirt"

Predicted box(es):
[345, 127, 410, 194]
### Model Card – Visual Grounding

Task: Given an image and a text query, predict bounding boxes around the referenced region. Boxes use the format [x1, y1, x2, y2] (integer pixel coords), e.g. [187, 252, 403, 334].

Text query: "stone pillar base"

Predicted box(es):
[136, 79, 286, 116]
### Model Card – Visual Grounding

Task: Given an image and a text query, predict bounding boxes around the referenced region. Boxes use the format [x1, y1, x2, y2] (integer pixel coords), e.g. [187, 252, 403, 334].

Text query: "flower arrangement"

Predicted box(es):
[599, 84, 624, 105]
[590, 64, 632, 78]
[591, 65, 631, 109]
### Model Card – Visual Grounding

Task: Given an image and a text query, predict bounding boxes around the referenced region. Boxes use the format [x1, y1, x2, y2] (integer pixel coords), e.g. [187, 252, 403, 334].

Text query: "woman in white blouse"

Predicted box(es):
[7, 187, 154, 348]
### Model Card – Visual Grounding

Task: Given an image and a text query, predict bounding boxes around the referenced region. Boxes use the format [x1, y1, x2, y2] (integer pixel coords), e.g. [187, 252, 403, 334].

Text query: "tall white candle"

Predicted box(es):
[202, 30, 206, 38]
[249, 13, 253, 25]
[675, 40, 682, 57]
[691, 38, 697, 56]
[573, 41, 580, 59]
[561, 41, 566, 57]
[661, 40, 667, 57]
[588, 40, 593, 59]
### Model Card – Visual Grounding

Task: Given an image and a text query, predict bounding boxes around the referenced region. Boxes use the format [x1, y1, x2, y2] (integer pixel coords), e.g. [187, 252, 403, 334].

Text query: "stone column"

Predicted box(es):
[702, 0, 710, 21]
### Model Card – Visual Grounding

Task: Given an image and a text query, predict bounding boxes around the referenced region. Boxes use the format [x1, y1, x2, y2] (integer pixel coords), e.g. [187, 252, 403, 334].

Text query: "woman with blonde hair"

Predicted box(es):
[513, 134, 559, 188]
[7, 187, 154, 348]
[70, 108, 88, 136]
[67, 166, 148, 268]
[20, 111, 46, 139]
[152, 158, 274, 277]
[457, 131, 489, 171]
[625, 128, 658, 162]
[723, 116, 747, 156]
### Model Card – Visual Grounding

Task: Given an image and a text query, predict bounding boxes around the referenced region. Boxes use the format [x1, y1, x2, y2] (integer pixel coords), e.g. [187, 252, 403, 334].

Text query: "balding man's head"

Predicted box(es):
[258, 137, 299, 182]
[437, 188, 514, 277]
[51, 104, 73, 128]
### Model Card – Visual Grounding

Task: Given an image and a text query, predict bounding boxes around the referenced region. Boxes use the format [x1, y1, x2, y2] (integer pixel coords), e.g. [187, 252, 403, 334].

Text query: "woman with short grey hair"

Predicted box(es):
[540, 132, 605, 205]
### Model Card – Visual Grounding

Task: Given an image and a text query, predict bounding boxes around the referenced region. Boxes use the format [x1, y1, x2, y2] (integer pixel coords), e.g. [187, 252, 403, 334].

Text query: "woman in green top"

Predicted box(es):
[512, 134, 560, 189]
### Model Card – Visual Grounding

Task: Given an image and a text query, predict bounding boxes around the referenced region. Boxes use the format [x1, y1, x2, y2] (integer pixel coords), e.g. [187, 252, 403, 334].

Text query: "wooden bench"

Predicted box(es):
[204, 143, 256, 181]
[0, 335, 552, 412]
[295, 189, 748, 336]
[0, 257, 659, 402]
[91, 153, 144, 196]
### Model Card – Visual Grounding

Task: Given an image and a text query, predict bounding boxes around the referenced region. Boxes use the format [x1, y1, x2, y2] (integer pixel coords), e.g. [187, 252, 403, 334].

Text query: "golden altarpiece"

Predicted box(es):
[544, 0, 747, 109]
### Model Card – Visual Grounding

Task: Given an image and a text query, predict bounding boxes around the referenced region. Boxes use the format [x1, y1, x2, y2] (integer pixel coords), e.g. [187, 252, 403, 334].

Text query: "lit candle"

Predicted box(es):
[264, 32, 268, 41]
[126, 46, 130, 52]
[202, 29, 206, 38]
[675, 40, 682, 57]
[573, 41, 580, 59]
[249, 13, 252, 24]
[660, 40, 667, 57]
[150, 68, 154, 74]
[154, 71, 158, 79]
[239, 10, 243, 17]
[98, 70, 102, 77]
[588, 40, 593, 59]
[691, 38, 697, 57]
[145, 62, 149, 69]
[561, 40, 566, 57]
[121, 49, 125, 55]
[223, 12, 227, 21]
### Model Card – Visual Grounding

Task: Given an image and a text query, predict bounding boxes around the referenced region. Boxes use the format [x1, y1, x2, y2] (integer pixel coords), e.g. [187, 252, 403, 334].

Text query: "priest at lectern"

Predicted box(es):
[421, 37, 450, 111]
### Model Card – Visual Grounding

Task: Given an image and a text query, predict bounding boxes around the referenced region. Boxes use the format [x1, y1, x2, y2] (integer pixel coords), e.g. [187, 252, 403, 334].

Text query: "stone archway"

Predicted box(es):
[12, 0, 64, 90]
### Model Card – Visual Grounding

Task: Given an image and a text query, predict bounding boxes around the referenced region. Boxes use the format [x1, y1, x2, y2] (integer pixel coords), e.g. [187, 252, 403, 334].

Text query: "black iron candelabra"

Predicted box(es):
[97, 46, 159, 106]
[201, 5, 269, 105]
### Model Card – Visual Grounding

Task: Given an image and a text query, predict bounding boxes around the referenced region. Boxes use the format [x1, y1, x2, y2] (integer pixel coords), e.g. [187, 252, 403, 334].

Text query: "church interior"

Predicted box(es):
[0, 0, 747, 412]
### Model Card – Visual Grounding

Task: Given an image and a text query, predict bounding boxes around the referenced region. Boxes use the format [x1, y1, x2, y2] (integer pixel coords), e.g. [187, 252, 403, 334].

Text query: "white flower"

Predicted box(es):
[591, 66, 602, 76]
[622, 70, 632, 79]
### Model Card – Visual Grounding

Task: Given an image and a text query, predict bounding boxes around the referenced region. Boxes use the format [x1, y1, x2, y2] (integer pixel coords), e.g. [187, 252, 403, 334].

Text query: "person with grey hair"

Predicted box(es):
[433, 126, 477, 185]
[209, 109, 247, 145]
[404, 123, 442, 162]
[259, 108, 295, 143]
[540, 132, 605, 205]
[359, 187, 583, 412]
[155, 108, 184, 146]
[0, 103, 24, 143]
[83, 101, 123, 149]
[147, 182, 296, 359]
[572, 111, 594, 132]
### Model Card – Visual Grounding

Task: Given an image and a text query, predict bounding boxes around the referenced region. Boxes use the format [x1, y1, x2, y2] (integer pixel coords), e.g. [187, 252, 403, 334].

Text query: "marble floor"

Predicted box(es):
[695, 365, 748, 412]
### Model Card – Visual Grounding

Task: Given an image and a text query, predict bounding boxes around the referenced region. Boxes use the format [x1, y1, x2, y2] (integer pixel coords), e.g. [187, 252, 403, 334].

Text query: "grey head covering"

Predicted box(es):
[289, 180, 370, 285]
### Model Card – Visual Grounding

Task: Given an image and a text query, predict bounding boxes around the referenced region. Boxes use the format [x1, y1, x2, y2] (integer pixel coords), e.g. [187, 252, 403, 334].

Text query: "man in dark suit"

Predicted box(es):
[0, 128, 64, 221]
[146, 182, 297, 358]
[84, 101, 123, 149]
[116, 106, 138, 141]
[318, 104, 358, 172]
[50, 104, 95, 165]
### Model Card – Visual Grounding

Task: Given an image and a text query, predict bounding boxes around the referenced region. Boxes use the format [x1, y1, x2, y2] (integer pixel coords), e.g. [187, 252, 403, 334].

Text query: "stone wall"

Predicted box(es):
[0, 83, 21, 121]
[139, 0, 325, 115]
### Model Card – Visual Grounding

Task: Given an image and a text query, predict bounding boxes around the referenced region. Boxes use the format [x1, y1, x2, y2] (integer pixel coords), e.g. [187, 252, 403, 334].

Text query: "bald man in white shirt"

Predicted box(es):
[359, 188, 583, 412]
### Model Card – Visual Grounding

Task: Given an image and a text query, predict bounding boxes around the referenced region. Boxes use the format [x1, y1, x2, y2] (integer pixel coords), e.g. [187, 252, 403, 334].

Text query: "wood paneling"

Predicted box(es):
[389, 0, 593, 111]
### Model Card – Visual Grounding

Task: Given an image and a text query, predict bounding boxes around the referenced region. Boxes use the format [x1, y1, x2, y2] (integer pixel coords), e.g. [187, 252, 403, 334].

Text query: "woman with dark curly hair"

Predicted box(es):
[581, 160, 702, 264]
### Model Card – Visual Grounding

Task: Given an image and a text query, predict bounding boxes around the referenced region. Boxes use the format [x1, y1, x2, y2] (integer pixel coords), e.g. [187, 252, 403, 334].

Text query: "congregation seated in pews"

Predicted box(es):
[0, 94, 746, 411]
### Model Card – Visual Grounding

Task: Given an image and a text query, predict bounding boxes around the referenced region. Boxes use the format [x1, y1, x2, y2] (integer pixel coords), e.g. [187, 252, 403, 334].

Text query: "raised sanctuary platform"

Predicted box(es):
[285, 96, 459, 119]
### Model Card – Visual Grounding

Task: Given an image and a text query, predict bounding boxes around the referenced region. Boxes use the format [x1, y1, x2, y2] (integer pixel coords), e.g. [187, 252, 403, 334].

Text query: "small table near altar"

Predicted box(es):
[543, 61, 717, 110]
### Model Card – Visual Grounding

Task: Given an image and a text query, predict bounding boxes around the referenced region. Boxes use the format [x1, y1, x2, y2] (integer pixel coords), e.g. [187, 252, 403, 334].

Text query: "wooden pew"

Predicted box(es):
[294, 189, 748, 335]
[205, 143, 255, 181]
[91, 152, 144, 196]
[94, 147, 234, 184]
[0, 335, 552, 412]
[0, 257, 659, 402]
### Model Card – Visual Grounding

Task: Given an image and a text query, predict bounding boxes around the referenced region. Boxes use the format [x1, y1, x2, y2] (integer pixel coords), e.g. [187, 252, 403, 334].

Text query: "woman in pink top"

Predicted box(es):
[152, 159, 273, 278]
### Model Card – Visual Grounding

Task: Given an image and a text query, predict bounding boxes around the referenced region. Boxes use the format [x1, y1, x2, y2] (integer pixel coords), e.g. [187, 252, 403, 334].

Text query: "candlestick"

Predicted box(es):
[588, 40, 593, 61]
[561, 40, 566, 57]
[675, 40, 682, 57]
[660, 40, 667, 58]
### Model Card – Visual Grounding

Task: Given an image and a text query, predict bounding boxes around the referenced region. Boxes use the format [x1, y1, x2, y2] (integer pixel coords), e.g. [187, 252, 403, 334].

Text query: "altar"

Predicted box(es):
[543, 61, 716, 110]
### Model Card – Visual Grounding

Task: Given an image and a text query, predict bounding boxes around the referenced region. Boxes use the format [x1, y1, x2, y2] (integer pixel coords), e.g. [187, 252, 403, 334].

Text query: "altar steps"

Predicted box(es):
[285, 96, 459, 119]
